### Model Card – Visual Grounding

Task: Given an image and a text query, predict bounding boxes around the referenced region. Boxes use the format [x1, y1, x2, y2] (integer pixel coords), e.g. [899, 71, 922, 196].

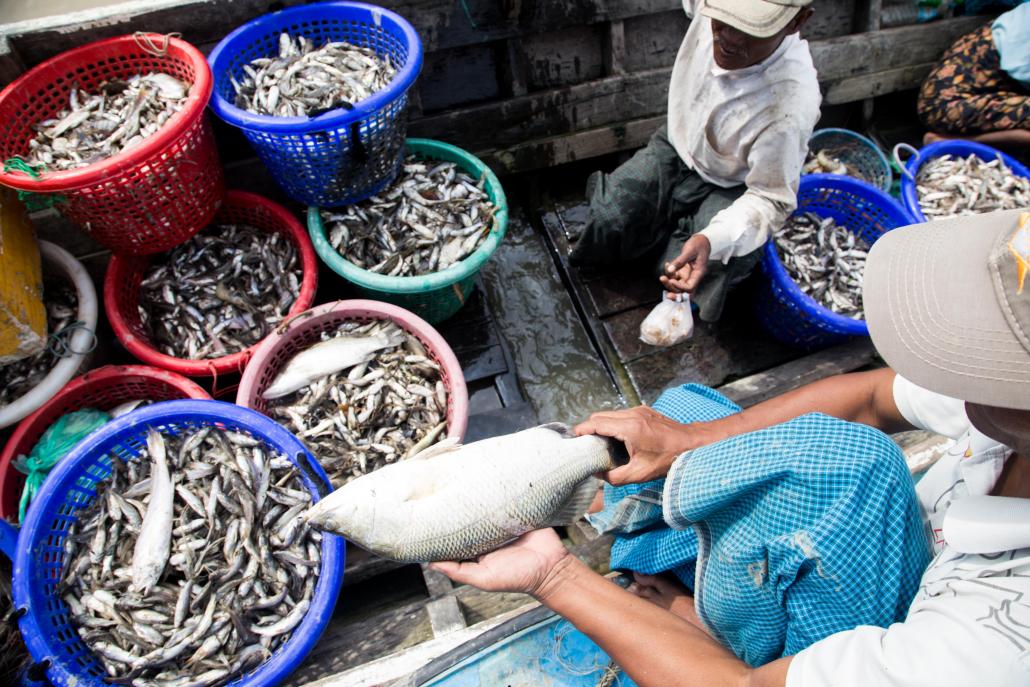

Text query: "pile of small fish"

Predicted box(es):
[138, 224, 302, 360]
[322, 156, 497, 276]
[802, 149, 851, 176]
[26, 73, 189, 171]
[264, 319, 448, 487]
[774, 212, 869, 318]
[233, 33, 397, 117]
[0, 275, 78, 407]
[60, 428, 320, 686]
[916, 154, 1030, 220]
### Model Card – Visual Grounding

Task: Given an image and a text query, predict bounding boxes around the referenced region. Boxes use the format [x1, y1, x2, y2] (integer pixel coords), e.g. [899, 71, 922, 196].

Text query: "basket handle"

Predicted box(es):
[892, 143, 920, 182]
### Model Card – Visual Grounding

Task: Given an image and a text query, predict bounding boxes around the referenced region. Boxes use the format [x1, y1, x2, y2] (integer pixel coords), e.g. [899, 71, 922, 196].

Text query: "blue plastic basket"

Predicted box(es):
[754, 174, 917, 350]
[12, 400, 345, 687]
[207, 2, 423, 207]
[897, 140, 1030, 223]
[807, 128, 892, 193]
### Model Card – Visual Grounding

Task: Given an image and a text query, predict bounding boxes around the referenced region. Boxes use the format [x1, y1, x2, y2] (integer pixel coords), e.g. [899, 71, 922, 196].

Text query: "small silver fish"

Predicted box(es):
[304, 423, 627, 562]
[916, 153, 1030, 220]
[131, 430, 172, 593]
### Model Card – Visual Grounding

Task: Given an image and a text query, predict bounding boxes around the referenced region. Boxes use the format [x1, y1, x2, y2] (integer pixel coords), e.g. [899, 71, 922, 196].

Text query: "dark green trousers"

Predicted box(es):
[570, 126, 762, 322]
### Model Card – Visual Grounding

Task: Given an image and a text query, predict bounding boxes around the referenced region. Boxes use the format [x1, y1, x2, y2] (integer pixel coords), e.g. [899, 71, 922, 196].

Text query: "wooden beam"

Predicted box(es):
[603, 20, 627, 77]
[716, 338, 878, 408]
[822, 63, 935, 105]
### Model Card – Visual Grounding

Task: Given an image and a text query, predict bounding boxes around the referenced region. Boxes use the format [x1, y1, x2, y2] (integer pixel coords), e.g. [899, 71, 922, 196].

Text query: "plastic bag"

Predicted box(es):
[639, 292, 694, 346]
[14, 408, 110, 521]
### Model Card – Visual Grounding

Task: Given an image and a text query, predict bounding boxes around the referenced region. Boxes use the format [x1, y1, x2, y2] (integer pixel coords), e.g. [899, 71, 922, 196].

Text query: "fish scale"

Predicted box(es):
[916, 153, 1030, 220]
[774, 212, 869, 319]
[305, 424, 623, 562]
[322, 155, 498, 277]
[60, 426, 320, 687]
[265, 319, 447, 487]
[137, 223, 301, 360]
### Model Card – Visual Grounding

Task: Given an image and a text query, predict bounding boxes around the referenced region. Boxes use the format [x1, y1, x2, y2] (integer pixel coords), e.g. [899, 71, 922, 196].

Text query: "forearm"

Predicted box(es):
[538, 557, 770, 687]
[699, 368, 911, 444]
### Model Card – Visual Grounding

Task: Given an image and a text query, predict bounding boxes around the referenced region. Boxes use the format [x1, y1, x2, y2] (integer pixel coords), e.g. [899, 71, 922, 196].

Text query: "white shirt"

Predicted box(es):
[786, 376, 1030, 687]
[667, 0, 821, 263]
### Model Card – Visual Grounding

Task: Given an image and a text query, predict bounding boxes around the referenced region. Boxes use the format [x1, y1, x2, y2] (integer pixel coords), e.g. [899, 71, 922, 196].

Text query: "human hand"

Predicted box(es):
[661, 234, 711, 293]
[574, 406, 716, 485]
[429, 529, 573, 599]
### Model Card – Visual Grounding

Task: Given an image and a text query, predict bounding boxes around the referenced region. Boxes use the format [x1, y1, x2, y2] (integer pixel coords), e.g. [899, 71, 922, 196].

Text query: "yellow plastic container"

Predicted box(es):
[0, 188, 45, 363]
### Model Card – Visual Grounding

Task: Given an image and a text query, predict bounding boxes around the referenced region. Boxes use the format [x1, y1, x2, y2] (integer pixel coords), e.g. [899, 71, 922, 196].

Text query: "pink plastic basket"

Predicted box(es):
[236, 300, 469, 441]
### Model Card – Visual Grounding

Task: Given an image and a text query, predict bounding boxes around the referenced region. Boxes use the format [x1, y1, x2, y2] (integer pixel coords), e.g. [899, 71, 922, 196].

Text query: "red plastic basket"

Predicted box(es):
[0, 34, 223, 255]
[0, 364, 209, 522]
[237, 299, 469, 441]
[105, 190, 319, 378]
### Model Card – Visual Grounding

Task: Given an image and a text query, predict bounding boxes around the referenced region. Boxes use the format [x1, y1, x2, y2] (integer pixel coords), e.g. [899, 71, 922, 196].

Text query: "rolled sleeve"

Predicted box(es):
[699, 120, 803, 263]
[892, 375, 970, 440]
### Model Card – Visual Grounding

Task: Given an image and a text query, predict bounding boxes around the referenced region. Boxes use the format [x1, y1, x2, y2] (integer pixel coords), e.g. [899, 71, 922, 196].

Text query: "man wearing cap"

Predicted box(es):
[570, 0, 820, 323]
[433, 210, 1030, 685]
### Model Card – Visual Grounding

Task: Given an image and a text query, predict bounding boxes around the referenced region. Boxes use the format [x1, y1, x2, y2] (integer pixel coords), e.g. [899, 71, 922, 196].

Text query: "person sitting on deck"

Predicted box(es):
[433, 209, 1030, 685]
[569, 0, 821, 323]
[918, 2, 1030, 154]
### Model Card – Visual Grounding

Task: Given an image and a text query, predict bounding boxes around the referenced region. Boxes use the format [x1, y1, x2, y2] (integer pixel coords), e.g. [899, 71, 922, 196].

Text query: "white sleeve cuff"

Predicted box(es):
[699, 226, 735, 264]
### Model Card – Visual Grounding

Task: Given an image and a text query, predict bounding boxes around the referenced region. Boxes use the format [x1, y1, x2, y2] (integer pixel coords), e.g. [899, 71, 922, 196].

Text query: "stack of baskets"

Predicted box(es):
[754, 175, 916, 350]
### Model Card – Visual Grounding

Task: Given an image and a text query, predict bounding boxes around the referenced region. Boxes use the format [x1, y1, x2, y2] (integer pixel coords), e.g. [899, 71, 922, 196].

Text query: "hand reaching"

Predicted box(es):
[661, 234, 711, 294]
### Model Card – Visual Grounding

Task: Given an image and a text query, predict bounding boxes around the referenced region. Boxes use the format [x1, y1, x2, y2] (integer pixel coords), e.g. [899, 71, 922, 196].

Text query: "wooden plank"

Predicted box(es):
[717, 337, 877, 407]
[343, 546, 411, 586]
[523, 24, 605, 91]
[426, 597, 467, 637]
[823, 63, 934, 105]
[622, 10, 687, 73]
[804, 0, 860, 40]
[418, 44, 501, 114]
[500, 37, 530, 97]
[603, 20, 627, 76]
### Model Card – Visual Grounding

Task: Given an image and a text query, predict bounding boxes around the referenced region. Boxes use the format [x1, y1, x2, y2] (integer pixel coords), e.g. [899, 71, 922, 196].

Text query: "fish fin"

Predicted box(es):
[406, 437, 462, 461]
[544, 477, 601, 527]
[537, 422, 575, 438]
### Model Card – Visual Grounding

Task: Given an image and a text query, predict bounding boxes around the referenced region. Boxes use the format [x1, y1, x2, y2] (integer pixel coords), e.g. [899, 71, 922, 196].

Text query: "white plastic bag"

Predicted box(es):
[639, 292, 694, 346]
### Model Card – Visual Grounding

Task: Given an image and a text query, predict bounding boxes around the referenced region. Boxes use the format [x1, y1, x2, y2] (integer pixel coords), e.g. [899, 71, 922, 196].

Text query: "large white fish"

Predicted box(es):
[131, 430, 173, 593]
[303, 423, 627, 562]
[262, 326, 406, 400]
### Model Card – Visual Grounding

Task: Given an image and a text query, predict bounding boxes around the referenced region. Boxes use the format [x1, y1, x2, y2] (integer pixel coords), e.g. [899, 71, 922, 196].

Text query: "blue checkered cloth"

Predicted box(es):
[591, 384, 930, 667]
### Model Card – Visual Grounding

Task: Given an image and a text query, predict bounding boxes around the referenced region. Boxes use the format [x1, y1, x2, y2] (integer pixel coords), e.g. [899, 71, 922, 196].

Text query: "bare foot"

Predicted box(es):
[629, 572, 708, 633]
[923, 131, 948, 145]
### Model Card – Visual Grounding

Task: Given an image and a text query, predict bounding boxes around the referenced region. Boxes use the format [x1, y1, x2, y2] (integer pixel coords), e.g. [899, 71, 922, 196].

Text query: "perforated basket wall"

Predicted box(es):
[753, 174, 916, 350]
[308, 138, 509, 324]
[807, 128, 892, 193]
[0, 364, 209, 521]
[0, 35, 223, 255]
[104, 190, 319, 377]
[236, 299, 468, 439]
[899, 139, 1030, 222]
[207, 2, 423, 207]
[12, 400, 345, 687]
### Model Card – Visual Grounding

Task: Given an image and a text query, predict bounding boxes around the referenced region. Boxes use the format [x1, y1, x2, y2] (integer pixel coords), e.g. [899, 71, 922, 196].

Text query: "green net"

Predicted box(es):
[2, 158, 66, 211]
[14, 408, 110, 521]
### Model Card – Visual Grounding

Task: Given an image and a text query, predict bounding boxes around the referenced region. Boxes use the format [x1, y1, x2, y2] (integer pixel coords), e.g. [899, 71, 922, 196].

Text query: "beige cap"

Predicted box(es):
[864, 209, 1030, 411]
[699, 0, 812, 38]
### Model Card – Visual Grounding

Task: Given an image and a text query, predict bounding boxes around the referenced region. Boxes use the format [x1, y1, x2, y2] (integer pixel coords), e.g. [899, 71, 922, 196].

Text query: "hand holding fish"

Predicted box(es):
[661, 234, 711, 294]
[430, 529, 573, 598]
[575, 406, 715, 485]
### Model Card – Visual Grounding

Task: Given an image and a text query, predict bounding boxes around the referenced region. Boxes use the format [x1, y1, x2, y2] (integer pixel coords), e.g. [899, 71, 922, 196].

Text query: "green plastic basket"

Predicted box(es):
[308, 138, 508, 324]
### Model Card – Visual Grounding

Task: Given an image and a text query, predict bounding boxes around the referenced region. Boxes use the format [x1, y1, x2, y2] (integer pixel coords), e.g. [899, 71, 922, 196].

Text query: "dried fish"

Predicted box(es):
[266, 319, 448, 487]
[0, 274, 78, 407]
[916, 153, 1030, 220]
[322, 156, 498, 277]
[774, 212, 869, 319]
[233, 33, 396, 117]
[25, 73, 188, 172]
[60, 424, 319, 687]
[138, 224, 302, 360]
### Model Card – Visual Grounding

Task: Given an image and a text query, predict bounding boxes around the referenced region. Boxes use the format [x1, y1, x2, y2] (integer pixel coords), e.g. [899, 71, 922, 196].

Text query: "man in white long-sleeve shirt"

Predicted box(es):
[570, 0, 821, 322]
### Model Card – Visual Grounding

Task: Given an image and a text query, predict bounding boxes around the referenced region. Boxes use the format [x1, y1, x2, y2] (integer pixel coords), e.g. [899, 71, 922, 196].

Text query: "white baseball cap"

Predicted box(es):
[699, 0, 812, 38]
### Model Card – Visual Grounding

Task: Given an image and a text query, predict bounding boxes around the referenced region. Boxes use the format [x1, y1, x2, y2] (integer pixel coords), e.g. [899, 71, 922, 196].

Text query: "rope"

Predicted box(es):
[459, 0, 480, 29]
[133, 32, 181, 57]
[1, 158, 64, 211]
[47, 321, 97, 358]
